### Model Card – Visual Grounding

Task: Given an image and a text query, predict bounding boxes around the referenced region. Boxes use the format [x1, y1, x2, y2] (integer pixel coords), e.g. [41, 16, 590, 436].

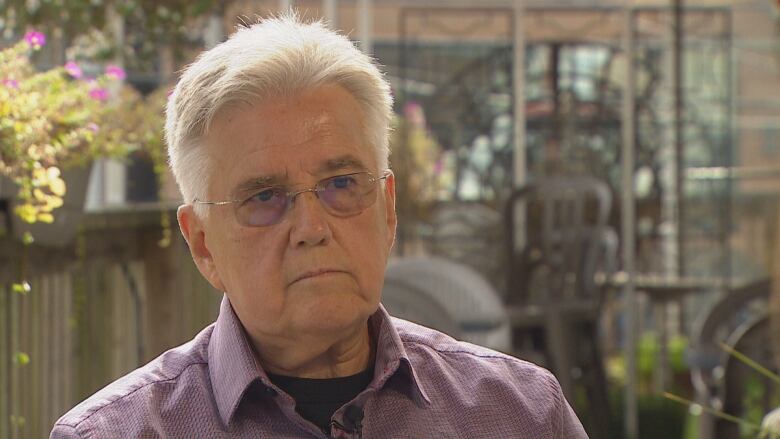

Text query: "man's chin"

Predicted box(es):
[292, 295, 375, 334]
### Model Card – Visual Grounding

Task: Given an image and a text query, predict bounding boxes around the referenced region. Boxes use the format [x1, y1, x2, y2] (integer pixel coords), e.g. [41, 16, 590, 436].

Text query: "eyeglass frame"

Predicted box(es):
[192, 169, 393, 227]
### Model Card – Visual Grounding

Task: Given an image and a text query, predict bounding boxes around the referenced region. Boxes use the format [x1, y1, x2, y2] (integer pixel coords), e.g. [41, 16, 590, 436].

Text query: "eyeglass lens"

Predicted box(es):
[236, 172, 380, 227]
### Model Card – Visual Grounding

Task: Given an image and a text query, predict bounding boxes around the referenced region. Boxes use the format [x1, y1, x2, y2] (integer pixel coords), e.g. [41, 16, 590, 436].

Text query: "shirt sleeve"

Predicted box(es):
[50, 424, 83, 439]
[547, 372, 589, 439]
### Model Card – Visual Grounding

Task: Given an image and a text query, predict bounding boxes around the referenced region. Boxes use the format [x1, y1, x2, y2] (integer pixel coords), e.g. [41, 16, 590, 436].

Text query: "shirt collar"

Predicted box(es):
[370, 304, 432, 406]
[208, 295, 265, 427]
[208, 297, 432, 427]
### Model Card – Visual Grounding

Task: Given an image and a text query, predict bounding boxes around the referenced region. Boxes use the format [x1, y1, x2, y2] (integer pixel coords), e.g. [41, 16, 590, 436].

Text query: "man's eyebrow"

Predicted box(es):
[319, 155, 368, 173]
[230, 156, 367, 196]
[232, 174, 286, 196]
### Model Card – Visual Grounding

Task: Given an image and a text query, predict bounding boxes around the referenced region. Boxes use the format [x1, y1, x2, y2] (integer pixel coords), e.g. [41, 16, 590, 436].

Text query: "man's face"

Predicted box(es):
[181, 84, 396, 343]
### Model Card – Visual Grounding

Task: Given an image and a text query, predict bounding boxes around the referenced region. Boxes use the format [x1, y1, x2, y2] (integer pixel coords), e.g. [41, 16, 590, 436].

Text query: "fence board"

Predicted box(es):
[111, 265, 125, 378]
[20, 291, 28, 438]
[62, 271, 75, 423]
[41, 275, 51, 434]
[1, 286, 9, 439]
[30, 275, 43, 439]
[0, 208, 223, 435]
[10, 280, 20, 439]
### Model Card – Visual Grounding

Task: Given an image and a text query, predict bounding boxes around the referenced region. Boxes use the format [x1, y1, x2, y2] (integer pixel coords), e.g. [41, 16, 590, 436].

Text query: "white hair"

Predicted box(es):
[165, 13, 394, 205]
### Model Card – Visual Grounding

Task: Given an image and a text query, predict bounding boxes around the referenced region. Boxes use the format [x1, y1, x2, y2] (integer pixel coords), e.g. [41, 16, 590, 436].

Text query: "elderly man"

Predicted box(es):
[52, 14, 587, 439]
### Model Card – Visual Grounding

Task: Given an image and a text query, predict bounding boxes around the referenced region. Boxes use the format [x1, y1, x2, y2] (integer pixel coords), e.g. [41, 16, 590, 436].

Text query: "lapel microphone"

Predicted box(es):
[330, 405, 364, 438]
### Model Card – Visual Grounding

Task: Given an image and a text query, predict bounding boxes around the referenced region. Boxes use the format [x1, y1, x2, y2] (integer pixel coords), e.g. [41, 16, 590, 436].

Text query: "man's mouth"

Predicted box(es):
[292, 269, 346, 284]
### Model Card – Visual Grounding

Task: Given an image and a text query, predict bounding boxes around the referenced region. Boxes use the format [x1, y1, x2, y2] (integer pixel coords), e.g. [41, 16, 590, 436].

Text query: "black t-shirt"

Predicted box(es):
[267, 368, 373, 434]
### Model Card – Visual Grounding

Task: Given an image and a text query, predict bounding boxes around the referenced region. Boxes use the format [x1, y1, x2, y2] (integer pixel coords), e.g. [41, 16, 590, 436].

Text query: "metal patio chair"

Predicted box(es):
[504, 175, 616, 439]
[689, 277, 773, 439]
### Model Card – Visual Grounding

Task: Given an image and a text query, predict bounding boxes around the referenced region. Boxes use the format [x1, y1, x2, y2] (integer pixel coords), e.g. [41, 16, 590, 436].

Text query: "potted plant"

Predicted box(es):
[0, 30, 147, 246]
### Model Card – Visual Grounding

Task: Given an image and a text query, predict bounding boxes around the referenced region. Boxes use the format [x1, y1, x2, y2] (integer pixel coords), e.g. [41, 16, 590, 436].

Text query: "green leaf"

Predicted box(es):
[14, 352, 30, 366]
[10, 414, 26, 427]
[11, 281, 31, 295]
[60, 108, 91, 125]
[22, 231, 34, 245]
[14, 205, 38, 224]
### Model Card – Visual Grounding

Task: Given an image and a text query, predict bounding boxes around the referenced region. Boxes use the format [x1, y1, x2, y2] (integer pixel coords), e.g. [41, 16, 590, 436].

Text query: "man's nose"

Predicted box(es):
[288, 191, 333, 247]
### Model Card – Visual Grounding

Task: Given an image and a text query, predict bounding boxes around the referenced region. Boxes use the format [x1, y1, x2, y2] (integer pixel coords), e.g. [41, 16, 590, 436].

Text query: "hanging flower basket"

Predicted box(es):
[0, 30, 134, 246]
[1, 164, 91, 247]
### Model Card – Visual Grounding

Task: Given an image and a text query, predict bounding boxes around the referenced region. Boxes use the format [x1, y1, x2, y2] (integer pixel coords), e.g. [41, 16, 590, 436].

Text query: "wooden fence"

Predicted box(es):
[0, 206, 220, 439]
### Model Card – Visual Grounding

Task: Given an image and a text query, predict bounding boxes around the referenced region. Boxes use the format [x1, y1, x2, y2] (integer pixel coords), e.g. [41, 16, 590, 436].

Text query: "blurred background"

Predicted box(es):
[1, 0, 779, 438]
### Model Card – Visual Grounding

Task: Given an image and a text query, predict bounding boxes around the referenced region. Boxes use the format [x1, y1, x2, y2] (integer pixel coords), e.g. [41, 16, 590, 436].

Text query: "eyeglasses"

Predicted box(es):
[193, 170, 391, 227]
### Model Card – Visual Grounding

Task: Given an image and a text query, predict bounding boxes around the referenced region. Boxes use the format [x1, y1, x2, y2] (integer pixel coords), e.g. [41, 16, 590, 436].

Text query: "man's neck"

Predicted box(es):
[252, 322, 374, 379]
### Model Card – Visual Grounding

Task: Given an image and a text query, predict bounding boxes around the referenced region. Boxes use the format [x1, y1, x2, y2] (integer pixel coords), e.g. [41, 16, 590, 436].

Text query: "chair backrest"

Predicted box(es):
[383, 256, 512, 352]
[425, 202, 506, 295]
[504, 175, 613, 304]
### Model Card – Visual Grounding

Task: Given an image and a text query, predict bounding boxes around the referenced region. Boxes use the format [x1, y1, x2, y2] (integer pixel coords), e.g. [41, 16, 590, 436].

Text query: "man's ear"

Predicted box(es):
[177, 205, 227, 292]
[382, 171, 397, 251]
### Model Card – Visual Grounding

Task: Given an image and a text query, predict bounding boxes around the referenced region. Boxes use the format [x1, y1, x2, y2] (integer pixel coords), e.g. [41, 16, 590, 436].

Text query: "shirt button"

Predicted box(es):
[265, 387, 277, 397]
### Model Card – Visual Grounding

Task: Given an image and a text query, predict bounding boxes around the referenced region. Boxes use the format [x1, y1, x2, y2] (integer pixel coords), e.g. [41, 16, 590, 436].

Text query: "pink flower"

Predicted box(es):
[86, 123, 100, 133]
[105, 64, 126, 81]
[433, 158, 443, 176]
[2, 78, 19, 89]
[64, 61, 83, 79]
[24, 31, 46, 49]
[404, 101, 426, 129]
[89, 87, 108, 101]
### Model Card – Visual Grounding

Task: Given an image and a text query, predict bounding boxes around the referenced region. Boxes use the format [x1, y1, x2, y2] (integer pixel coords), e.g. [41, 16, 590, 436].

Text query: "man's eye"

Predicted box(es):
[331, 175, 356, 189]
[252, 189, 279, 202]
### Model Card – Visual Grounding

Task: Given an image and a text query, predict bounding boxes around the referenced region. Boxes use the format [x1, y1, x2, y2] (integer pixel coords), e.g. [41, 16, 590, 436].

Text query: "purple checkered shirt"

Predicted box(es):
[51, 296, 588, 438]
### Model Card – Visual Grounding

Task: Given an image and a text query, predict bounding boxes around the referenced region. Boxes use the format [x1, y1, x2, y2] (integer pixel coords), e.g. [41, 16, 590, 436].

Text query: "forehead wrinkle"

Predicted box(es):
[319, 155, 368, 174]
[245, 112, 339, 156]
[211, 89, 371, 199]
